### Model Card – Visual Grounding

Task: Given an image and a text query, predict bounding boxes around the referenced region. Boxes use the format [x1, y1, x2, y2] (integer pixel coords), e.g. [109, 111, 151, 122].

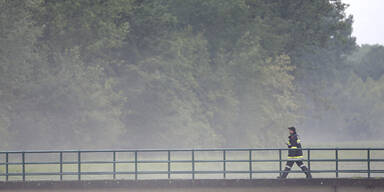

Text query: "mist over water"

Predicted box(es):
[0, 0, 383, 151]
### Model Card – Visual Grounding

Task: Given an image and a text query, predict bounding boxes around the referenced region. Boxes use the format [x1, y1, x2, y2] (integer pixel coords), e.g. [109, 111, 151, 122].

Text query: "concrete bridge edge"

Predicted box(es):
[0, 179, 383, 191]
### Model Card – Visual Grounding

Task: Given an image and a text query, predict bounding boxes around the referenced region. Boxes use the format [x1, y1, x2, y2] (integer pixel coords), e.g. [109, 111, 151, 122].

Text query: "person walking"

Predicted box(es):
[278, 127, 312, 179]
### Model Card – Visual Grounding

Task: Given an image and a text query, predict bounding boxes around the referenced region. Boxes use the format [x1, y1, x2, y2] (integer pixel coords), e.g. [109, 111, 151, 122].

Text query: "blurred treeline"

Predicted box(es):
[0, 0, 383, 149]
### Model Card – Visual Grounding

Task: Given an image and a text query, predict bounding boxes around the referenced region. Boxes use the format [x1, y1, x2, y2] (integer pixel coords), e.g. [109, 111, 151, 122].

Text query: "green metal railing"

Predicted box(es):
[0, 148, 383, 181]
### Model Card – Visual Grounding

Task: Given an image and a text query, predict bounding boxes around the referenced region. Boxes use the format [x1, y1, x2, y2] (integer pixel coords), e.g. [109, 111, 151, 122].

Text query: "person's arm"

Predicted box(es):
[289, 135, 299, 148]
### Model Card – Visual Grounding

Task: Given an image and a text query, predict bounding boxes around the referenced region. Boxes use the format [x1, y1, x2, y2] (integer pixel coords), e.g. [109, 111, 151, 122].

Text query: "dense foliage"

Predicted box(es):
[0, 0, 382, 149]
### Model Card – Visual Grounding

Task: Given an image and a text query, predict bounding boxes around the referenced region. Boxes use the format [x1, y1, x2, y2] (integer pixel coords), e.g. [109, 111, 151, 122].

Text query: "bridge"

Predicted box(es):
[0, 148, 383, 191]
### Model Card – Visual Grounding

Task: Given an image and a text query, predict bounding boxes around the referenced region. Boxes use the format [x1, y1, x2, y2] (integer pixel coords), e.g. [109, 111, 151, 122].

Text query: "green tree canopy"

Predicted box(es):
[3, 0, 382, 149]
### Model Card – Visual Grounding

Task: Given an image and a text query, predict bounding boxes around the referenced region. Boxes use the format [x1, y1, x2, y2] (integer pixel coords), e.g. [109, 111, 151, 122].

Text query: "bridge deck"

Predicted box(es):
[0, 179, 383, 192]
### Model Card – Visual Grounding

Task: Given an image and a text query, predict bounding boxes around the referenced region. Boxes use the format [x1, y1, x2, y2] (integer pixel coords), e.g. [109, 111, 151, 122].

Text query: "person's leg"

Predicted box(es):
[279, 161, 294, 179]
[296, 161, 312, 179]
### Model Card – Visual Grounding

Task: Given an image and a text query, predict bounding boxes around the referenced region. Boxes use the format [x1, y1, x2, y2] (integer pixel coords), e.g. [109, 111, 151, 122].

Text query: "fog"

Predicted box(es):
[344, 0, 384, 45]
[1, 0, 383, 150]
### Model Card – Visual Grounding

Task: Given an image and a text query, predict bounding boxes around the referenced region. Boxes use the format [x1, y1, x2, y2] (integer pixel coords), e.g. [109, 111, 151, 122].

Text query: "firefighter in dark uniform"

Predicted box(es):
[278, 127, 312, 179]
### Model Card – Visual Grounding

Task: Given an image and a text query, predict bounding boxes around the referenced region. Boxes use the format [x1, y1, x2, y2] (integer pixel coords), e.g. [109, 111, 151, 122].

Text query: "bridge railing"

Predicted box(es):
[0, 148, 383, 181]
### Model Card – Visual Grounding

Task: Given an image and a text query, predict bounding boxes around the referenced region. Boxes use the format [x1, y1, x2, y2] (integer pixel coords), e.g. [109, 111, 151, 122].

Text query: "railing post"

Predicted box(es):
[335, 149, 339, 178]
[77, 151, 81, 181]
[249, 149, 252, 179]
[134, 151, 138, 180]
[5, 152, 8, 182]
[59, 152, 63, 181]
[192, 150, 195, 180]
[22, 152, 25, 181]
[168, 150, 171, 180]
[307, 149, 311, 173]
[223, 150, 226, 179]
[367, 149, 371, 178]
[113, 151, 116, 180]
[279, 149, 282, 177]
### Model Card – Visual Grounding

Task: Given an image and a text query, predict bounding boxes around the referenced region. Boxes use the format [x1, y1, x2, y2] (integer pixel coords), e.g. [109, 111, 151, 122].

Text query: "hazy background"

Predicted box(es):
[344, 0, 384, 45]
[0, 0, 383, 150]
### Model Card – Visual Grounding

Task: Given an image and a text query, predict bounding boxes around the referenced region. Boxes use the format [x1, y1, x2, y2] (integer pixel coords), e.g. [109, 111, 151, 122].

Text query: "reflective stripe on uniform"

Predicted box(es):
[288, 156, 303, 159]
[297, 139, 301, 143]
[300, 164, 306, 168]
[286, 165, 292, 169]
[290, 146, 297, 149]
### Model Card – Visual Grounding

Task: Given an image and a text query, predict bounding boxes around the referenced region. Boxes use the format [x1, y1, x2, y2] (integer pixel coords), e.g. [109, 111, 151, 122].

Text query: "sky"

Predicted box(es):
[343, 0, 384, 45]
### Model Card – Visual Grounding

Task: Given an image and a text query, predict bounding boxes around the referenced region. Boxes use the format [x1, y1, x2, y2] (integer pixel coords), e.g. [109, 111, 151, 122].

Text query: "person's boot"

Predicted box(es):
[301, 166, 312, 179]
[277, 167, 291, 179]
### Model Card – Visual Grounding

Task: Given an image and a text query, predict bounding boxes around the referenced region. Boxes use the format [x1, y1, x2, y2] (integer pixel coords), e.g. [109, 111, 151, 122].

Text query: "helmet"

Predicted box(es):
[288, 127, 296, 132]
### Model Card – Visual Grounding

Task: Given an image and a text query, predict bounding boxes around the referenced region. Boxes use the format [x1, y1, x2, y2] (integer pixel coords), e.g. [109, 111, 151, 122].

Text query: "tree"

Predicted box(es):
[0, 0, 42, 148]
[351, 45, 384, 81]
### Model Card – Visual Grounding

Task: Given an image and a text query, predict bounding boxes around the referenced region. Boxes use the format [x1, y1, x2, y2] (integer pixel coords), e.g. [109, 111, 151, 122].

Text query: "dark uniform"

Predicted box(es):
[279, 127, 312, 179]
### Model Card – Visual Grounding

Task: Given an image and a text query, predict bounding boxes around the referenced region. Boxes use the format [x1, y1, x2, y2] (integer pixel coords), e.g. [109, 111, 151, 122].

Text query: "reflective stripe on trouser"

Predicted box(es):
[288, 156, 303, 161]
[280, 160, 308, 179]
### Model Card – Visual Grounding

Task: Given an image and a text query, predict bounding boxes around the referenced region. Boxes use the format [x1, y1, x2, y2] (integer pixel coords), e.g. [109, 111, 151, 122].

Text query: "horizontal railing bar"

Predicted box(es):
[0, 172, 129, 176]
[7, 170, 381, 175]
[167, 160, 192, 163]
[2, 158, 383, 166]
[370, 159, 384, 162]
[136, 160, 169, 163]
[2, 169, 384, 177]
[1, 148, 384, 154]
[371, 170, 384, 173]
[1, 158, 384, 166]
[337, 159, 371, 162]
[79, 160, 134, 164]
[337, 170, 369, 173]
